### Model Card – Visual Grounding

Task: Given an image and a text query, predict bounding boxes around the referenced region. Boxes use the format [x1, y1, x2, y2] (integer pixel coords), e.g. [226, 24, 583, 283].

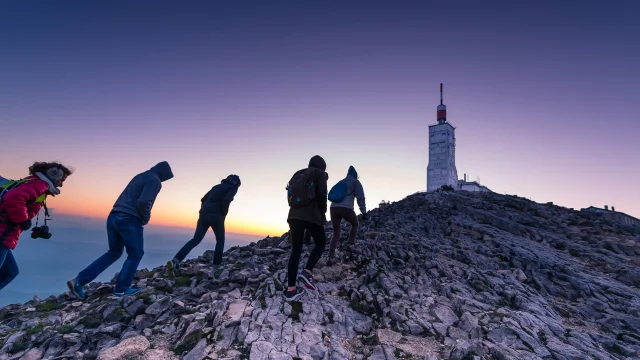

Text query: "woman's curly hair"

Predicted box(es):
[28, 161, 74, 178]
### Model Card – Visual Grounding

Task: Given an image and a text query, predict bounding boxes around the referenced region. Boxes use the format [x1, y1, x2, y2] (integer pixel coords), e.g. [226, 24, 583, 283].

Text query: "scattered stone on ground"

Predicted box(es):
[1, 191, 639, 359]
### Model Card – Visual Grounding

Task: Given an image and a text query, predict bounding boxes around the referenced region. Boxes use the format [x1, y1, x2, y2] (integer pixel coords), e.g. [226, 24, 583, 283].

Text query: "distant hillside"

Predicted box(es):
[1, 191, 639, 360]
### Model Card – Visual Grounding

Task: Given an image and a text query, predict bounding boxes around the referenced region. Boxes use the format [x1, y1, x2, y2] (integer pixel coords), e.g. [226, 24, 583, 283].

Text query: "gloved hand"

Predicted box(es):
[18, 219, 32, 230]
[361, 214, 368, 221]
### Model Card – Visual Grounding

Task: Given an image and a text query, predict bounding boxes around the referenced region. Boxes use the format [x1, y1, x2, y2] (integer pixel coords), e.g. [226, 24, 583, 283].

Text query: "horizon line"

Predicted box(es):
[47, 210, 280, 238]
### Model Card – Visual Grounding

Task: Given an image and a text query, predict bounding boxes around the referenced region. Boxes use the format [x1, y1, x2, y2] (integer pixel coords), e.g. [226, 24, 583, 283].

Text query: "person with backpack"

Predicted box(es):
[166, 174, 240, 277]
[67, 161, 173, 299]
[0, 162, 74, 291]
[302, 171, 329, 245]
[284, 155, 328, 301]
[327, 165, 366, 265]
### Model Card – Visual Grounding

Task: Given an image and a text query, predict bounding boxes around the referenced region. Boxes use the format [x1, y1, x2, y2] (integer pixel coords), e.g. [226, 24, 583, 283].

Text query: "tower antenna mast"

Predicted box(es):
[437, 83, 447, 124]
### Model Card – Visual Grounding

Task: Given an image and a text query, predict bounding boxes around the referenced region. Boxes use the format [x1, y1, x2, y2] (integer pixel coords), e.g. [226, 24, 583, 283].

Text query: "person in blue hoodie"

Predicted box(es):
[166, 174, 240, 277]
[328, 166, 366, 265]
[67, 161, 174, 299]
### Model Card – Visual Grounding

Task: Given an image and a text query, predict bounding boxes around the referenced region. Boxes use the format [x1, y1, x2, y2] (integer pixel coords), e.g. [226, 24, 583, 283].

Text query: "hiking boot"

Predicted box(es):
[166, 259, 180, 278]
[298, 269, 316, 290]
[66, 277, 85, 300]
[166, 260, 175, 278]
[345, 242, 356, 252]
[208, 263, 222, 279]
[283, 287, 305, 302]
[113, 287, 142, 297]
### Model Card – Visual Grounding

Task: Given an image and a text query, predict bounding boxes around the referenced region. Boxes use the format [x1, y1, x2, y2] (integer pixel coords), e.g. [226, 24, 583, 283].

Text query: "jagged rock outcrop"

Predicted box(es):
[1, 191, 639, 359]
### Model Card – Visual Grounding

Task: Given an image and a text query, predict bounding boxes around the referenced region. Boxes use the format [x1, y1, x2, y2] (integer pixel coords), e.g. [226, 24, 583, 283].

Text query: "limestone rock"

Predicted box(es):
[96, 335, 150, 360]
[18, 348, 43, 360]
[142, 349, 179, 360]
[2, 191, 639, 360]
[183, 338, 208, 360]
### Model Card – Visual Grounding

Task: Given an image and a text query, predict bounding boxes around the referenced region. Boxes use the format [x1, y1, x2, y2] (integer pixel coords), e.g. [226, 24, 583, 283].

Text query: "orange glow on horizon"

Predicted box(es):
[43, 181, 291, 238]
[52, 207, 286, 238]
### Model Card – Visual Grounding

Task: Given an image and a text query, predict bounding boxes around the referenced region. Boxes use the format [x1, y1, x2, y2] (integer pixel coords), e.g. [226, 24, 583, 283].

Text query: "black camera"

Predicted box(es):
[31, 225, 52, 239]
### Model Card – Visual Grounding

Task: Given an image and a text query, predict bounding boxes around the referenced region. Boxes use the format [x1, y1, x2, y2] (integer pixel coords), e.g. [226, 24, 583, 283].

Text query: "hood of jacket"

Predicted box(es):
[347, 166, 358, 179]
[149, 161, 174, 182]
[34, 172, 61, 195]
[222, 174, 241, 187]
[308, 155, 326, 171]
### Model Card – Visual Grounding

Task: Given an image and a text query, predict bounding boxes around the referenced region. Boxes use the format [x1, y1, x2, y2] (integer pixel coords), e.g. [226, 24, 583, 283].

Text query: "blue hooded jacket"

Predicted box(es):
[112, 161, 174, 225]
[330, 165, 366, 214]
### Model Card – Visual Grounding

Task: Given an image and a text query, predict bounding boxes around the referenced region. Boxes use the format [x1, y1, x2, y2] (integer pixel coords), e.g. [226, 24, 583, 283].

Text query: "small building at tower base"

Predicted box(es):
[457, 179, 492, 192]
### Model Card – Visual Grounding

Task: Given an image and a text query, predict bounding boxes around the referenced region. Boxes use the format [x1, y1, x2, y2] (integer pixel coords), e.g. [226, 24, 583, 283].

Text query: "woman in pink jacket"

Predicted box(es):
[0, 162, 73, 291]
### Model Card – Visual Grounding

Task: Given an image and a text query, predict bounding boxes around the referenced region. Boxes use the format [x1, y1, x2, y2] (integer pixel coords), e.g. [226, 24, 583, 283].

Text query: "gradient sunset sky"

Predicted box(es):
[1, 1, 639, 236]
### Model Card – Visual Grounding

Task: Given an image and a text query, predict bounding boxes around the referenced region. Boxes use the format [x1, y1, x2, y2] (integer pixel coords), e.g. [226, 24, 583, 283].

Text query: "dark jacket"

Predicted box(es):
[200, 175, 240, 216]
[112, 161, 174, 225]
[287, 155, 328, 226]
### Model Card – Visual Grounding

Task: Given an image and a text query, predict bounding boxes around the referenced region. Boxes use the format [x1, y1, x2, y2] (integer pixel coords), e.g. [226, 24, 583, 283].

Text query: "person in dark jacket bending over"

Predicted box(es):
[284, 155, 328, 301]
[166, 174, 240, 277]
[67, 161, 174, 299]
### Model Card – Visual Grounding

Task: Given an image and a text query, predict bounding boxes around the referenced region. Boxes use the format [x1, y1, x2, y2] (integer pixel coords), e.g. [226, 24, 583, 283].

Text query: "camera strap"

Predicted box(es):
[35, 199, 51, 227]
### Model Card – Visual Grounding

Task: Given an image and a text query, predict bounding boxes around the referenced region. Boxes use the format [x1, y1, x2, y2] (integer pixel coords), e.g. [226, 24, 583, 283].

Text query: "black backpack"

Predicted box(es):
[286, 169, 316, 208]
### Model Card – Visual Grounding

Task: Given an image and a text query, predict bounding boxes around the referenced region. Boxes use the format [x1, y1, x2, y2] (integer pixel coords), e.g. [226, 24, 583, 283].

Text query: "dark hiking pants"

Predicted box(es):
[287, 219, 326, 287]
[329, 207, 358, 258]
[174, 214, 225, 265]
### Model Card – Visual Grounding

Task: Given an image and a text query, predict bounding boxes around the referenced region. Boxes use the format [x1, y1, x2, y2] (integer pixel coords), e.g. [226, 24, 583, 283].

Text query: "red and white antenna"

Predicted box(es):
[437, 83, 447, 124]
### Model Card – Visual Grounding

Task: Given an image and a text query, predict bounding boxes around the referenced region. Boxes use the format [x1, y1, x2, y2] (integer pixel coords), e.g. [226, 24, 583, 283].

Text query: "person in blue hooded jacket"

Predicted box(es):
[328, 165, 366, 265]
[166, 174, 240, 277]
[67, 161, 174, 299]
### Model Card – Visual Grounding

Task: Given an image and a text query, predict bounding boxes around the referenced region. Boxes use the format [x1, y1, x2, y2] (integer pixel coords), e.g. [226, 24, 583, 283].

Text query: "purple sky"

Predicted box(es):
[1, 1, 639, 235]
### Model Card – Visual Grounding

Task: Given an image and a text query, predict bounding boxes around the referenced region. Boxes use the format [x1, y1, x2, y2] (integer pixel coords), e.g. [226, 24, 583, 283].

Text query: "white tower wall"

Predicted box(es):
[427, 122, 458, 192]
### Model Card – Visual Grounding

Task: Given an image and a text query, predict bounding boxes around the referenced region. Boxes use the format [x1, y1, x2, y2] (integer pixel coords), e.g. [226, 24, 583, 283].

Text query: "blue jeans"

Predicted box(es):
[174, 214, 225, 265]
[77, 212, 144, 293]
[0, 245, 19, 291]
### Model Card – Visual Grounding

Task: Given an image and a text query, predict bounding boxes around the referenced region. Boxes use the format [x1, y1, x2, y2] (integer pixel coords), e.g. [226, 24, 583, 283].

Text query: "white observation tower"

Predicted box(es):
[427, 83, 458, 192]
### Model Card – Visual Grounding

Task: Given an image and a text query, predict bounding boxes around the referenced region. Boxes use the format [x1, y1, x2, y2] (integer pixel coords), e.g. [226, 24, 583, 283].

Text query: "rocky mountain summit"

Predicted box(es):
[1, 191, 639, 360]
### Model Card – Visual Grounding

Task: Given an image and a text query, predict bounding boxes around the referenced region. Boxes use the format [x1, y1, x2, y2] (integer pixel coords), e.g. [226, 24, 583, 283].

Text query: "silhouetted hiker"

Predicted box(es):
[327, 165, 366, 265]
[67, 161, 173, 299]
[302, 171, 330, 245]
[0, 162, 73, 291]
[166, 174, 240, 277]
[284, 155, 328, 301]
